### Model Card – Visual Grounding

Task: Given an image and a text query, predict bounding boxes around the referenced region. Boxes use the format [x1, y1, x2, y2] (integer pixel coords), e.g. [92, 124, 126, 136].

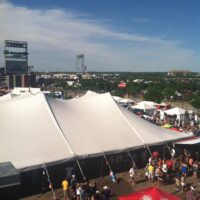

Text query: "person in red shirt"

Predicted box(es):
[167, 160, 173, 171]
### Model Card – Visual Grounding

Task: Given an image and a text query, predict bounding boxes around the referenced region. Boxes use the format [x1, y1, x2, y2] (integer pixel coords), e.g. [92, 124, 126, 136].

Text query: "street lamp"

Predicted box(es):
[28, 66, 34, 92]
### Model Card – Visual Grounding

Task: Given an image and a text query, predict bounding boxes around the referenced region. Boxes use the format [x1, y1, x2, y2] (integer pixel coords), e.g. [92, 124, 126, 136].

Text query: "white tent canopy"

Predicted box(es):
[118, 98, 134, 104]
[175, 137, 200, 145]
[0, 93, 12, 102]
[112, 96, 134, 104]
[112, 96, 123, 102]
[131, 101, 157, 110]
[164, 107, 186, 116]
[47, 93, 190, 155]
[0, 93, 73, 170]
[0, 91, 191, 170]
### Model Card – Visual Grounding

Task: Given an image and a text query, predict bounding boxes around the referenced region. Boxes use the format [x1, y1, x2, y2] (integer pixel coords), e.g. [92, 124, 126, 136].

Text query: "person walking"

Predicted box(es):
[62, 178, 69, 200]
[129, 166, 136, 185]
[192, 161, 198, 180]
[71, 174, 77, 196]
[148, 163, 154, 181]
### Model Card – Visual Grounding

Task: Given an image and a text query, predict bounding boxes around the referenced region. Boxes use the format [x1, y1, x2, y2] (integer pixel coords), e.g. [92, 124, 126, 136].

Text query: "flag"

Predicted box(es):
[118, 82, 126, 88]
[110, 171, 117, 183]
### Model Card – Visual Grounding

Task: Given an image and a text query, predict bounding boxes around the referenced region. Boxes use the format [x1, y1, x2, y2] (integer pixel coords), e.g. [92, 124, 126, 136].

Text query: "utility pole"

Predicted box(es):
[28, 66, 34, 92]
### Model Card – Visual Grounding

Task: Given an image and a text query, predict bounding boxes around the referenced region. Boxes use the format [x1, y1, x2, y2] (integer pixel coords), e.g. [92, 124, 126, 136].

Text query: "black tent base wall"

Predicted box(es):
[0, 162, 21, 200]
[17, 148, 152, 198]
[19, 161, 75, 198]
[17, 146, 171, 198]
[0, 185, 20, 200]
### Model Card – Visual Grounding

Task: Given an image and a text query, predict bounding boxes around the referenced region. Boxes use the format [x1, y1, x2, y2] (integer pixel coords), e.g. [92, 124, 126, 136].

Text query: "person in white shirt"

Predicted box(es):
[170, 148, 176, 159]
[129, 167, 136, 185]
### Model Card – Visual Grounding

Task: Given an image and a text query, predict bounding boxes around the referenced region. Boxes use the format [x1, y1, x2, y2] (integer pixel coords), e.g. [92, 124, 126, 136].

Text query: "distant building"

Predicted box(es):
[4, 40, 28, 75]
[3, 40, 36, 88]
[169, 69, 191, 76]
[6, 74, 36, 89]
[0, 67, 5, 85]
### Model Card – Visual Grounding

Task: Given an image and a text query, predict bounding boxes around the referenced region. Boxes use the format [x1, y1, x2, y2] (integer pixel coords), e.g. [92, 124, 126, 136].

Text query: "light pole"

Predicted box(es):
[28, 66, 34, 92]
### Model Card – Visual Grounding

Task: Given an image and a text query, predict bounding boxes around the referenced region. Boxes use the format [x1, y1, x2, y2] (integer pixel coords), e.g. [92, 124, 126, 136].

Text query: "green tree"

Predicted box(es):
[163, 87, 175, 100]
[191, 96, 200, 109]
[144, 86, 164, 103]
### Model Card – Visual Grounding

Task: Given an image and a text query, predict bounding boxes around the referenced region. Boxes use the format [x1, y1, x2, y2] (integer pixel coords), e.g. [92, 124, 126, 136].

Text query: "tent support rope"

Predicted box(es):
[165, 143, 172, 156]
[146, 145, 152, 156]
[163, 145, 165, 159]
[42, 162, 56, 200]
[44, 95, 86, 180]
[127, 149, 138, 169]
[74, 155, 85, 180]
[103, 152, 112, 172]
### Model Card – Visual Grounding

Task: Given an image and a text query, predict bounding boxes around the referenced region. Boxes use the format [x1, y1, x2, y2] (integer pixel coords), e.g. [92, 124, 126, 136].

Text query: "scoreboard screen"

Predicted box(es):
[6, 60, 28, 74]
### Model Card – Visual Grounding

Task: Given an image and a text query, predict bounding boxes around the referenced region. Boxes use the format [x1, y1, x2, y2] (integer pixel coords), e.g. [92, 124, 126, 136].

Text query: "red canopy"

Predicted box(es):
[119, 187, 181, 200]
[118, 82, 126, 88]
[170, 127, 182, 132]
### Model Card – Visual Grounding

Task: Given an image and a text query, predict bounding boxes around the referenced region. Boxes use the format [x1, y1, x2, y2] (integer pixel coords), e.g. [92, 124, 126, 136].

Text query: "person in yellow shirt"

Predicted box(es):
[148, 164, 154, 181]
[62, 178, 69, 200]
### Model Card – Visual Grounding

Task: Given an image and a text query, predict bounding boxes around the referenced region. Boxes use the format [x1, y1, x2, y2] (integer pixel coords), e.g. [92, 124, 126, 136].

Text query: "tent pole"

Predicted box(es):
[127, 149, 138, 169]
[74, 155, 86, 180]
[42, 162, 56, 200]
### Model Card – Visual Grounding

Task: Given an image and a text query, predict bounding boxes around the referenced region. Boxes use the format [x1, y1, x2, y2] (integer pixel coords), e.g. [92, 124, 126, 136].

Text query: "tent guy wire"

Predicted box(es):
[42, 162, 56, 200]
[127, 149, 138, 169]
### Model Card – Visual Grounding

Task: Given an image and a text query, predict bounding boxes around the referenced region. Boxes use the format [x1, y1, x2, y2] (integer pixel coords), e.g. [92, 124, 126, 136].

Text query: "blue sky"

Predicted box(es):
[0, 0, 199, 72]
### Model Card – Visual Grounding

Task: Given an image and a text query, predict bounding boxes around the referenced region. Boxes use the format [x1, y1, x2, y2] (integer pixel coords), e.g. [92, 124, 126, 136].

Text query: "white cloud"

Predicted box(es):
[0, 1, 199, 71]
[131, 17, 150, 23]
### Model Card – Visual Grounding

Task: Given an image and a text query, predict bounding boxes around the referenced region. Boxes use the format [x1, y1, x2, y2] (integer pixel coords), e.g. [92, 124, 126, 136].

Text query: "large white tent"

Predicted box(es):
[175, 137, 200, 145]
[0, 93, 73, 170]
[0, 91, 191, 170]
[0, 93, 12, 102]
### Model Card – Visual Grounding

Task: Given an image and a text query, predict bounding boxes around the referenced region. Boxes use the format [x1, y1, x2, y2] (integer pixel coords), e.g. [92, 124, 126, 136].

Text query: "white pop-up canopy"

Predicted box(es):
[112, 96, 123, 102]
[131, 101, 157, 111]
[164, 107, 186, 116]
[0, 91, 191, 170]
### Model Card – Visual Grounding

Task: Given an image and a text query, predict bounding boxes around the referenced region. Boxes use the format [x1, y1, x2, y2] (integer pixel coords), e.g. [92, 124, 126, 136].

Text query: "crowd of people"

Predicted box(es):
[128, 103, 200, 136]
[61, 175, 111, 200]
[60, 146, 200, 200]
[128, 147, 200, 199]
[58, 103, 200, 200]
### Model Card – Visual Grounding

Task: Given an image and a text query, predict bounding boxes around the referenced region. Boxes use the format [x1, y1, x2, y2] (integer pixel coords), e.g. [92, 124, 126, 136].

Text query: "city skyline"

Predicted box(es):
[0, 0, 199, 72]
